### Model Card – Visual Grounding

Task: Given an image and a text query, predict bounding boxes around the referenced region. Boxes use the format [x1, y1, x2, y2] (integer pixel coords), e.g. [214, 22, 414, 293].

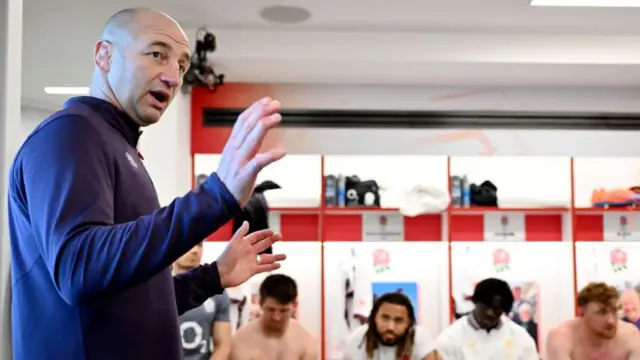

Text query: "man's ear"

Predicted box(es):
[94, 39, 113, 72]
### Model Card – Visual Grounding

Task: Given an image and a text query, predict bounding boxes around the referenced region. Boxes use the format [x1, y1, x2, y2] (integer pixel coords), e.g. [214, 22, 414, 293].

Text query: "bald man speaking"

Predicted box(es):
[8, 8, 286, 360]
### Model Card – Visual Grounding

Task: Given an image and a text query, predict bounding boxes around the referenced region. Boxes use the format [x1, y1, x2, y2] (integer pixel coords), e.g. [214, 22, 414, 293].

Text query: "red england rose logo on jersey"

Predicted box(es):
[492, 248, 510, 273]
[372, 248, 390, 274]
[610, 248, 628, 273]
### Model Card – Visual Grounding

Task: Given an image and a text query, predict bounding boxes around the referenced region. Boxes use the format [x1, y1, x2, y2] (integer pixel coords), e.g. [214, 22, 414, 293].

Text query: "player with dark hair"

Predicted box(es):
[546, 282, 640, 360]
[230, 274, 318, 360]
[344, 292, 438, 360]
[436, 278, 538, 359]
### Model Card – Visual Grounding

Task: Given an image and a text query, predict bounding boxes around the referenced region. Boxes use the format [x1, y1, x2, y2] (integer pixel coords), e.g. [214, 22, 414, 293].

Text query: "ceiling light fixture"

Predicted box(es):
[44, 87, 90, 95]
[259, 5, 311, 24]
[531, 0, 640, 6]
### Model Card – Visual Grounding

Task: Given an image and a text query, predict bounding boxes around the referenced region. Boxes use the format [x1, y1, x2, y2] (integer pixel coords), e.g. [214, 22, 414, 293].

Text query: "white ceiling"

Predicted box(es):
[21, 0, 640, 110]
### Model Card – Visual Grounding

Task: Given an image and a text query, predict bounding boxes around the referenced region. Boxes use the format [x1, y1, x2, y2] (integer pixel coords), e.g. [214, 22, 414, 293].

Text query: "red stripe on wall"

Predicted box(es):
[323, 214, 363, 241]
[525, 215, 563, 241]
[191, 84, 281, 155]
[449, 214, 485, 241]
[280, 214, 320, 241]
[404, 215, 442, 241]
[574, 214, 604, 241]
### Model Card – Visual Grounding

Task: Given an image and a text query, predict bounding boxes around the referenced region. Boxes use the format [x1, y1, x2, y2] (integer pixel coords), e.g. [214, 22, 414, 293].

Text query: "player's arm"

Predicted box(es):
[229, 331, 251, 360]
[544, 327, 572, 360]
[20, 116, 242, 306]
[625, 324, 640, 360]
[300, 334, 320, 360]
[211, 295, 233, 360]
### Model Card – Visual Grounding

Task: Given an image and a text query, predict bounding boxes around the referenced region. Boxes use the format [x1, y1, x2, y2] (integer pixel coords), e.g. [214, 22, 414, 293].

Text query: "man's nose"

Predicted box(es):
[160, 65, 181, 88]
[382, 323, 395, 331]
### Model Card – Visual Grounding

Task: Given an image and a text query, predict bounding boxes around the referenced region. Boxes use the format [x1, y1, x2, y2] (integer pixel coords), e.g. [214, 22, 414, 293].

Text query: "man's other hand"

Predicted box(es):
[216, 97, 285, 206]
[216, 221, 286, 288]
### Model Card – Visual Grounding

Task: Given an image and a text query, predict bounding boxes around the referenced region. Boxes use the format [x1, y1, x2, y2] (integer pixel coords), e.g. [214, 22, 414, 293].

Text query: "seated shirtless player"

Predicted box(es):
[546, 282, 640, 360]
[230, 274, 318, 360]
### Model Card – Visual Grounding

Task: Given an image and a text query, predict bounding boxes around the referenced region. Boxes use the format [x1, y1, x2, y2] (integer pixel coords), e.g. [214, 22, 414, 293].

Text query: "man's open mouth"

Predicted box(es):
[149, 90, 169, 104]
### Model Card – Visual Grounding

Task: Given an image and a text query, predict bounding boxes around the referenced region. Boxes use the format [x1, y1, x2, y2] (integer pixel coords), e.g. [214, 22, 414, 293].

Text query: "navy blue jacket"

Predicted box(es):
[8, 97, 241, 359]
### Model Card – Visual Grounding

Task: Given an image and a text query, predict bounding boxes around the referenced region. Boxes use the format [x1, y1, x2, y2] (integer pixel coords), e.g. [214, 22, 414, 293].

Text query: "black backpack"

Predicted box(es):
[232, 181, 281, 254]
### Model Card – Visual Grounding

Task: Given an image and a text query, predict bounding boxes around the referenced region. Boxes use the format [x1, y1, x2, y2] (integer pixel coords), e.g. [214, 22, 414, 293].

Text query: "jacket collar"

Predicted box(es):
[64, 96, 141, 147]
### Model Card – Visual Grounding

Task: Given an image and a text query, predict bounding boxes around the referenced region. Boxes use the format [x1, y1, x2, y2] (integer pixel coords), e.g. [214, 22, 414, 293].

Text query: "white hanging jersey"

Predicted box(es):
[344, 324, 436, 360]
[329, 248, 374, 359]
[352, 248, 375, 319]
[436, 315, 538, 360]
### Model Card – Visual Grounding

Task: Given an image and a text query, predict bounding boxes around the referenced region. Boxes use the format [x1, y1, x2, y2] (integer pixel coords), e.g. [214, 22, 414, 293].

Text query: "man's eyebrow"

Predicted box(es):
[149, 40, 172, 50]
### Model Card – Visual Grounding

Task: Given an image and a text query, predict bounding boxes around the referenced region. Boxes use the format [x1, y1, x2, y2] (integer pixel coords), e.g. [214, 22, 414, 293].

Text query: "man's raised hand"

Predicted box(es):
[216, 222, 286, 288]
[216, 97, 285, 206]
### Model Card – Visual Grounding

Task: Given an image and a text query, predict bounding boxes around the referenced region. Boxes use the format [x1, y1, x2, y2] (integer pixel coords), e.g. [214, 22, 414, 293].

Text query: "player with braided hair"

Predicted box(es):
[344, 292, 438, 360]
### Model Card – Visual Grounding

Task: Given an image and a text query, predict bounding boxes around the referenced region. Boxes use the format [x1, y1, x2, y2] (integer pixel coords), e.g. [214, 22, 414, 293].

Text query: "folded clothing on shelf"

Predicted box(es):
[591, 187, 640, 208]
[398, 185, 450, 216]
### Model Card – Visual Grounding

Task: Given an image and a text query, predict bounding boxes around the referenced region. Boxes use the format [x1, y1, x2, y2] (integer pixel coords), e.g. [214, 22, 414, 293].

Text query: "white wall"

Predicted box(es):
[2, 1, 24, 358]
[20, 104, 50, 140]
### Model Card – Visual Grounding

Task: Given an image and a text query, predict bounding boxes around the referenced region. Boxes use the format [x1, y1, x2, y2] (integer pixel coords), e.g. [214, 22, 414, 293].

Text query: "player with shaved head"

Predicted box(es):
[9, 7, 286, 360]
[546, 282, 640, 360]
[92, 8, 191, 126]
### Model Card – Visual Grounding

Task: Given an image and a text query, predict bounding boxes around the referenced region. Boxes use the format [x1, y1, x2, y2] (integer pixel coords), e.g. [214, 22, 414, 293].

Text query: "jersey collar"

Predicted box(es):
[467, 313, 503, 331]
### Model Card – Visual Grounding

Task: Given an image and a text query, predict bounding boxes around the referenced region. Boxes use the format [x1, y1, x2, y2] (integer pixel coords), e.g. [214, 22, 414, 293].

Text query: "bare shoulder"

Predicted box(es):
[289, 319, 315, 343]
[286, 320, 319, 359]
[546, 320, 574, 348]
[618, 321, 640, 349]
[233, 321, 258, 342]
[548, 319, 574, 337]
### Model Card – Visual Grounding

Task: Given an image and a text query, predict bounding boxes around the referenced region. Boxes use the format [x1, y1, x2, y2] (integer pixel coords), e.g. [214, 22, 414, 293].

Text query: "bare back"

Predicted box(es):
[546, 319, 640, 360]
[230, 319, 318, 360]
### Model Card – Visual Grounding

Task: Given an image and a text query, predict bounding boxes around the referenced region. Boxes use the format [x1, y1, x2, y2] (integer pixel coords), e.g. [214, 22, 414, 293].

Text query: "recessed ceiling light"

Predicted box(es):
[531, 0, 640, 6]
[44, 87, 89, 95]
[260, 5, 311, 24]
